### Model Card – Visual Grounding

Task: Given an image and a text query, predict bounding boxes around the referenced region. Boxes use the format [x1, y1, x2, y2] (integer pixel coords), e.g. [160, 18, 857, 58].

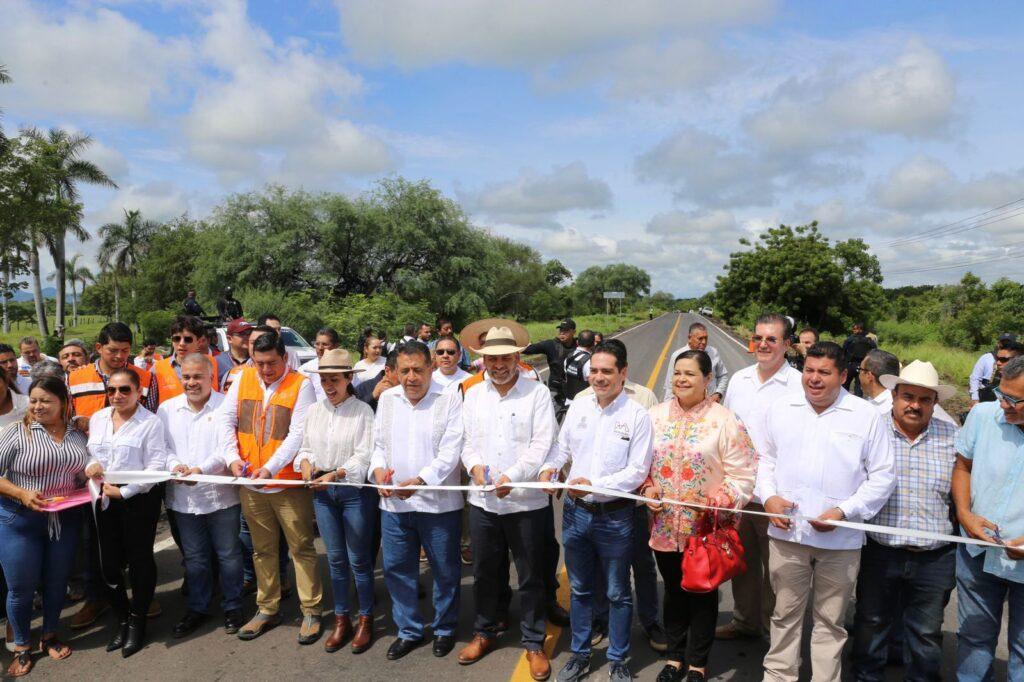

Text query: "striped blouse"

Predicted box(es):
[0, 421, 90, 497]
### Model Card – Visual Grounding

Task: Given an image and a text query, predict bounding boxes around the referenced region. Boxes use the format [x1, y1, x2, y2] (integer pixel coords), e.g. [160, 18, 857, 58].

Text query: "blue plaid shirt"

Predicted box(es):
[867, 414, 958, 550]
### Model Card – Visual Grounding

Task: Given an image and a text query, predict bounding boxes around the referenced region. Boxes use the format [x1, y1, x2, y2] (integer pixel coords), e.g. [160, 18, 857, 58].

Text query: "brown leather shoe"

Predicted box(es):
[70, 600, 109, 630]
[714, 621, 759, 640]
[457, 634, 495, 665]
[526, 650, 551, 681]
[350, 615, 373, 654]
[324, 615, 351, 653]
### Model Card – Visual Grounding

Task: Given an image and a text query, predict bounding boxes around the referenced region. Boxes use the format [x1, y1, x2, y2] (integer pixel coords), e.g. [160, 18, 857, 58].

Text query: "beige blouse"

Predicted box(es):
[645, 398, 757, 552]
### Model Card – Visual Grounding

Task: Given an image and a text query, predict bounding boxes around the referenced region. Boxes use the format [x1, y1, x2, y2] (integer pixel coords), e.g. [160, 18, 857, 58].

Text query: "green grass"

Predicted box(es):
[522, 312, 653, 347]
[0, 315, 108, 349]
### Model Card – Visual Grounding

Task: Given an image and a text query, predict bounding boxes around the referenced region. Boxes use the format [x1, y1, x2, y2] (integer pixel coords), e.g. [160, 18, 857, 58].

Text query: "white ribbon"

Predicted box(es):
[100, 471, 1013, 551]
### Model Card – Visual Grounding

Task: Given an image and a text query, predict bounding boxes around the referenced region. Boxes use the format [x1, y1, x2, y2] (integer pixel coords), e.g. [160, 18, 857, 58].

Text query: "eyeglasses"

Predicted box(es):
[857, 367, 871, 374]
[996, 355, 1015, 363]
[751, 335, 780, 345]
[994, 388, 1024, 408]
[105, 385, 134, 396]
[435, 349, 458, 356]
[171, 335, 197, 343]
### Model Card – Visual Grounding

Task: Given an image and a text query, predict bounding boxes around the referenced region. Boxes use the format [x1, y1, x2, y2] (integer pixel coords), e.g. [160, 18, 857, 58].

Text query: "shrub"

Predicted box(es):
[138, 310, 178, 345]
[325, 292, 433, 351]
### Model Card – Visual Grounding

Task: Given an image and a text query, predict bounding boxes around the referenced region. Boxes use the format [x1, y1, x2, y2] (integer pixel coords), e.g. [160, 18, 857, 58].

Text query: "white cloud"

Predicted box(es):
[79, 138, 130, 184]
[461, 162, 613, 228]
[746, 42, 956, 152]
[88, 182, 191, 227]
[0, 1, 189, 122]
[646, 209, 740, 244]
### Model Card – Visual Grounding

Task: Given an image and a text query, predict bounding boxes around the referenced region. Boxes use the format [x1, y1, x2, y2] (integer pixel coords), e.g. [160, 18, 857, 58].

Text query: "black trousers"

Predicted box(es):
[95, 487, 163, 619]
[469, 505, 547, 649]
[654, 550, 719, 666]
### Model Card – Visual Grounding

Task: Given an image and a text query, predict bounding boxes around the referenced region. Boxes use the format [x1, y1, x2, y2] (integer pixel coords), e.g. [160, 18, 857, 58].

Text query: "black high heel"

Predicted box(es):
[106, 619, 128, 652]
[122, 614, 147, 658]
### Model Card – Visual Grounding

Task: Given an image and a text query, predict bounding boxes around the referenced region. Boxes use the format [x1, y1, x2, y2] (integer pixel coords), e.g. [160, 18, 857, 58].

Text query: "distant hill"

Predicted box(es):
[11, 287, 56, 302]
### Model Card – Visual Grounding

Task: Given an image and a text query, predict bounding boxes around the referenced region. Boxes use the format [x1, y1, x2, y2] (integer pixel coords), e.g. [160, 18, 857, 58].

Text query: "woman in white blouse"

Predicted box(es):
[0, 369, 28, 429]
[351, 335, 385, 387]
[84, 368, 168, 659]
[296, 349, 376, 654]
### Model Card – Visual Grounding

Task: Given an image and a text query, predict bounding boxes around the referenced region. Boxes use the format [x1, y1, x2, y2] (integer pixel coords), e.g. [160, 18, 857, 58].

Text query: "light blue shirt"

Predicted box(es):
[956, 401, 1024, 583]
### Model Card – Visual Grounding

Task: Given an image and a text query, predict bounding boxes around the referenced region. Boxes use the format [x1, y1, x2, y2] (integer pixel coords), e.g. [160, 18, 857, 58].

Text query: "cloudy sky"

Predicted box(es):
[4, 0, 1024, 297]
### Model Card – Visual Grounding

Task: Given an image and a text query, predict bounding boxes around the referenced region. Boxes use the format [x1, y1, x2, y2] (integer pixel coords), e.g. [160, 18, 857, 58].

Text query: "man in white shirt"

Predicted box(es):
[859, 349, 900, 415]
[369, 341, 464, 662]
[717, 313, 804, 642]
[431, 335, 471, 391]
[539, 342, 654, 682]
[456, 325, 554, 680]
[298, 327, 340, 402]
[158, 353, 245, 639]
[16, 336, 55, 394]
[222, 330, 322, 645]
[661, 323, 728, 402]
[968, 332, 1016, 403]
[757, 341, 895, 682]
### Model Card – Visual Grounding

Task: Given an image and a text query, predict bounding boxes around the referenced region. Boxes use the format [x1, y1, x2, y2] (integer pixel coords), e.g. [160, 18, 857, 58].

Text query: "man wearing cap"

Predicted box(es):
[523, 319, 578, 416]
[57, 339, 89, 376]
[851, 361, 960, 681]
[539, 341, 654, 682]
[217, 286, 244, 323]
[222, 319, 253, 390]
[457, 324, 555, 680]
[299, 327, 341, 402]
[969, 333, 1018, 405]
[661, 322, 728, 403]
[370, 341, 464, 661]
[951, 354, 1024, 680]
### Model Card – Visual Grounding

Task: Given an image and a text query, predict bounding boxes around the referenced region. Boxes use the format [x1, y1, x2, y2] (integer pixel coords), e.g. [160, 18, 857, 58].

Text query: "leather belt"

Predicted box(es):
[572, 497, 632, 515]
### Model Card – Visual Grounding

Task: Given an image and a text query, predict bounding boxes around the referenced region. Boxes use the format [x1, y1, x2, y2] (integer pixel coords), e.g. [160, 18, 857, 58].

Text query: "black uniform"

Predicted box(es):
[563, 348, 592, 400]
[217, 296, 244, 321]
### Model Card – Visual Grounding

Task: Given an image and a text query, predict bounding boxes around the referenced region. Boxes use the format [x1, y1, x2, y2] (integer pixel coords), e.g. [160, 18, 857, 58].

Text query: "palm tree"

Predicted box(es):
[23, 127, 116, 331]
[47, 253, 92, 328]
[99, 209, 157, 321]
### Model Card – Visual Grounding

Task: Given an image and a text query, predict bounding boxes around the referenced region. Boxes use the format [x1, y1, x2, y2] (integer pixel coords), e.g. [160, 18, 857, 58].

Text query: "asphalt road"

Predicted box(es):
[20, 313, 1009, 680]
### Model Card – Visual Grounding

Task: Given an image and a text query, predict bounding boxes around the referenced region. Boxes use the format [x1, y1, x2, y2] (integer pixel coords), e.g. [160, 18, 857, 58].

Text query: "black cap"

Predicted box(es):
[998, 332, 1017, 343]
[557, 319, 576, 331]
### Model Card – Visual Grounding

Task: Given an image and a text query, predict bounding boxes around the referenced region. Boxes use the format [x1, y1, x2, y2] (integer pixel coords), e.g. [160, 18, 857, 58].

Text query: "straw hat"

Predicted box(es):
[459, 318, 530, 355]
[879, 360, 957, 402]
[313, 348, 363, 374]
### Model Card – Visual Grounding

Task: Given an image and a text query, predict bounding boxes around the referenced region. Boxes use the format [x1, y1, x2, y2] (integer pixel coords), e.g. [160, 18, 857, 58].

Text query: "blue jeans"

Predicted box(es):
[239, 506, 289, 584]
[0, 499, 82, 646]
[313, 486, 377, 617]
[851, 540, 955, 681]
[593, 504, 659, 630]
[381, 509, 461, 640]
[173, 506, 244, 614]
[957, 544, 1024, 681]
[562, 499, 634, 662]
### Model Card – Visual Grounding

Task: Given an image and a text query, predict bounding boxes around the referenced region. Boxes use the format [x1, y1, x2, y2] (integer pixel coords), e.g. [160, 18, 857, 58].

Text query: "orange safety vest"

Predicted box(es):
[68, 362, 151, 419]
[234, 367, 305, 482]
[153, 355, 220, 405]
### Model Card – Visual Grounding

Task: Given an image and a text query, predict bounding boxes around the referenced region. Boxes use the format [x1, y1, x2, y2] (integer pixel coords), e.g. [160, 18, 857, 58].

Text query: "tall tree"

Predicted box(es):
[47, 253, 92, 327]
[24, 127, 116, 331]
[98, 209, 157, 321]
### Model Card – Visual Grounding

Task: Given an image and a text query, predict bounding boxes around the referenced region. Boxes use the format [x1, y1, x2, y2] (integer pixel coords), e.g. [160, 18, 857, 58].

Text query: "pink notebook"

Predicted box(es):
[40, 489, 93, 512]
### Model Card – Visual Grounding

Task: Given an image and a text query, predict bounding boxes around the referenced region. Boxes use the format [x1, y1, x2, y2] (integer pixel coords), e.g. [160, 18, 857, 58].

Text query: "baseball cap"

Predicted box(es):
[227, 319, 253, 336]
[556, 319, 576, 331]
[998, 332, 1018, 343]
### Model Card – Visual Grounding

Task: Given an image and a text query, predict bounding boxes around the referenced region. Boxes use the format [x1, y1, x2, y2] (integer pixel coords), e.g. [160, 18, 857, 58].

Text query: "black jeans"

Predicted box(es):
[469, 505, 547, 649]
[851, 540, 955, 682]
[95, 487, 163, 619]
[654, 550, 718, 667]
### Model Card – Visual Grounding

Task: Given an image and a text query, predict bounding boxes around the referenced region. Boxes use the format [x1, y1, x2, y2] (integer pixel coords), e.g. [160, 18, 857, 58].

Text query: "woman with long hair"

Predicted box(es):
[0, 376, 89, 677]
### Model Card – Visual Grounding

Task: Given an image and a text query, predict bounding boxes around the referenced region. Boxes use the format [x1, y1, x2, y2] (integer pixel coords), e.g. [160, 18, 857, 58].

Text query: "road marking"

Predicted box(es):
[510, 314, 682, 682]
[535, 313, 669, 379]
[695, 313, 748, 350]
[644, 314, 682, 391]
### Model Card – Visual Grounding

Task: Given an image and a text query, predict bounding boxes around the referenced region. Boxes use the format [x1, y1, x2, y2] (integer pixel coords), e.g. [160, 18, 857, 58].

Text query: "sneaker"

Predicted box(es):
[608, 661, 633, 681]
[644, 622, 667, 653]
[590, 620, 607, 647]
[556, 654, 591, 682]
[655, 665, 684, 682]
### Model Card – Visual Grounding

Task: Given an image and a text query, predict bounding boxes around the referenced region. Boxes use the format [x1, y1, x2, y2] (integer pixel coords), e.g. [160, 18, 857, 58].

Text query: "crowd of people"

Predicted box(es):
[0, 308, 1021, 681]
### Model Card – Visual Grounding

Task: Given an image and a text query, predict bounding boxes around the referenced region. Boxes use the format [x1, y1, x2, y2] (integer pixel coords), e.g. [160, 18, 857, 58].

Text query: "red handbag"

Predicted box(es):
[680, 511, 746, 593]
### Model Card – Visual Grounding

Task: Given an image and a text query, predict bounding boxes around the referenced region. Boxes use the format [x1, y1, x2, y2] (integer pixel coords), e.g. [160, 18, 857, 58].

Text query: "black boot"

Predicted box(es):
[122, 613, 147, 658]
[106, 618, 129, 652]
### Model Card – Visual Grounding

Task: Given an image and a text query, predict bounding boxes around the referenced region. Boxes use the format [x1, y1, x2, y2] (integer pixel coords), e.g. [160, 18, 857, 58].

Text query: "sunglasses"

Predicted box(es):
[105, 385, 134, 396]
[435, 349, 458, 356]
[996, 355, 1015, 363]
[171, 335, 197, 343]
[751, 335, 781, 345]
[994, 388, 1024, 408]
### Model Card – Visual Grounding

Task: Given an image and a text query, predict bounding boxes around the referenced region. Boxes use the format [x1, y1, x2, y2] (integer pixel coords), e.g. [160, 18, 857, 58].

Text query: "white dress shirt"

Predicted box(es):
[663, 345, 728, 400]
[352, 357, 386, 387]
[299, 357, 325, 402]
[462, 376, 555, 514]
[87, 406, 169, 499]
[542, 390, 653, 503]
[158, 392, 239, 514]
[724, 362, 804, 451]
[969, 352, 995, 401]
[217, 367, 316, 493]
[0, 393, 28, 429]
[432, 367, 471, 392]
[295, 396, 375, 484]
[369, 383, 464, 514]
[576, 380, 659, 410]
[755, 389, 896, 550]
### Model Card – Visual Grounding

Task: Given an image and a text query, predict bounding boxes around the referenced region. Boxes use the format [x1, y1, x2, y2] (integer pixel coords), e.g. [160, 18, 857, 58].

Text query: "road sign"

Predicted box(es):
[603, 291, 625, 299]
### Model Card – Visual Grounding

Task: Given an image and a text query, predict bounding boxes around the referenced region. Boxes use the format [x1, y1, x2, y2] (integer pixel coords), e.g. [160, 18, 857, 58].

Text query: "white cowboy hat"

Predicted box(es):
[459, 318, 529, 355]
[879, 359, 957, 402]
[473, 325, 529, 356]
[314, 348, 364, 374]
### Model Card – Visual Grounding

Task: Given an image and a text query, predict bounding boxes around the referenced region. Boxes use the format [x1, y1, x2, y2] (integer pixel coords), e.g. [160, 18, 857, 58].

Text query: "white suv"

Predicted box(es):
[699, 306, 714, 317]
[215, 324, 316, 366]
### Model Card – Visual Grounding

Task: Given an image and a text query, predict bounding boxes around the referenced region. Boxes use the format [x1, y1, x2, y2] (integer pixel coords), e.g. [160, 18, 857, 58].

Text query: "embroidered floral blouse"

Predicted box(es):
[645, 397, 758, 552]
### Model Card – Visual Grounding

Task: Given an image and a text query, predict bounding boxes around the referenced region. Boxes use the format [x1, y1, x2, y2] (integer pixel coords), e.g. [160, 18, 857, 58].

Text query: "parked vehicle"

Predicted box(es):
[699, 306, 714, 316]
[215, 324, 316, 365]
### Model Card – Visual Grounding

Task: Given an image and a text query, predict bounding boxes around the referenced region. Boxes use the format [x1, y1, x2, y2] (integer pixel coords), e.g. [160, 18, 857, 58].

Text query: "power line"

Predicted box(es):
[886, 244, 1024, 276]
[882, 198, 1024, 247]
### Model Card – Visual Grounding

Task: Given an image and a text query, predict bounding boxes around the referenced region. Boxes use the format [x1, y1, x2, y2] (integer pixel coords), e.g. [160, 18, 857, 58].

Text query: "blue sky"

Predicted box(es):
[3, 0, 1024, 297]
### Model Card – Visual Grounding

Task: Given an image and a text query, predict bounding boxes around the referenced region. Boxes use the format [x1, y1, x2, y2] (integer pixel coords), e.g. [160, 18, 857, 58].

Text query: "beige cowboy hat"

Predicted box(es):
[314, 349, 363, 374]
[459, 318, 529, 356]
[879, 359, 957, 402]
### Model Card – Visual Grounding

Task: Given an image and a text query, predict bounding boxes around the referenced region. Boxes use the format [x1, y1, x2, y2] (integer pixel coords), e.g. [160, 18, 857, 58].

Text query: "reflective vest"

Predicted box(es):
[234, 367, 304, 482]
[68, 362, 151, 419]
[153, 356, 220, 405]
[563, 348, 591, 399]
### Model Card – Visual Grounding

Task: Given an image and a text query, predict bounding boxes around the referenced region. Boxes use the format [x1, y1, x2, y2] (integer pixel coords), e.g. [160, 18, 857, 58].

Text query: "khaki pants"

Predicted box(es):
[730, 502, 773, 635]
[764, 538, 860, 682]
[240, 487, 322, 617]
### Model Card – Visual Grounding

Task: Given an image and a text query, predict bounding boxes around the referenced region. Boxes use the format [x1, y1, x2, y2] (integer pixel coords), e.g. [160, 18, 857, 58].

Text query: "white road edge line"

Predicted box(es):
[695, 313, 748, 350]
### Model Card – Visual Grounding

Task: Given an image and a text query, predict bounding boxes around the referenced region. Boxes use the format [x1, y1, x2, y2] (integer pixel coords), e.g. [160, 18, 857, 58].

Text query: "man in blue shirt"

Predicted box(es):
[953, 355, 1024, 680]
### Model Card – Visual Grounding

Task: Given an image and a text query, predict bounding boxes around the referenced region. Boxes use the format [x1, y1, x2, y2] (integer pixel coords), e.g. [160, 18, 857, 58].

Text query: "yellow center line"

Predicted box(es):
[510, 314, 682, 681]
